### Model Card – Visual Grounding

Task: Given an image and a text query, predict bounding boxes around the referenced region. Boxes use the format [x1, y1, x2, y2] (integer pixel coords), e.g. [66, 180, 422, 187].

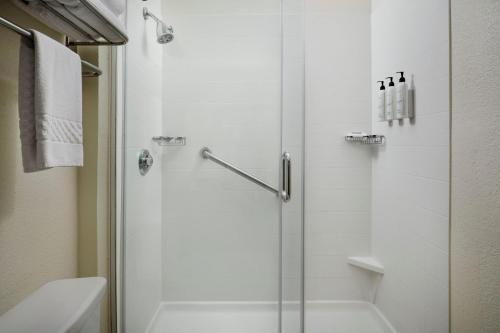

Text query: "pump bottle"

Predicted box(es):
[385, 77, 395, 121]
[395, 71, 408, 119]
[377, 81, 386, 122]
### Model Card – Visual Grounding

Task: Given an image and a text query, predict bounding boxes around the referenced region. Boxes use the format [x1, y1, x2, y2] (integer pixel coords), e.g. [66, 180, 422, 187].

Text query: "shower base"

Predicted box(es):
[147, 301, 396, 333]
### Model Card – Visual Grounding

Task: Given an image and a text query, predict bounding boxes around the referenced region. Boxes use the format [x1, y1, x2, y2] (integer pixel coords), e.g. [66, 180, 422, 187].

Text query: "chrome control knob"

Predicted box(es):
[138, 149, 154, 176]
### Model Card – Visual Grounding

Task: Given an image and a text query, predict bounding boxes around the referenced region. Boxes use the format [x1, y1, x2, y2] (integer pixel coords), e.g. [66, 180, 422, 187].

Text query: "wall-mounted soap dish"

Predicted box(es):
[345, 132, 385, 145]
[152, 136, 186, 146]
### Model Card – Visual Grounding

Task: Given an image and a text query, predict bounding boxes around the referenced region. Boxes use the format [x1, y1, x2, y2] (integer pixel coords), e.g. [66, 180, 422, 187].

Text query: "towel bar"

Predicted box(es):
[11, 0, 128, 46]
[0, 16, 102, 77]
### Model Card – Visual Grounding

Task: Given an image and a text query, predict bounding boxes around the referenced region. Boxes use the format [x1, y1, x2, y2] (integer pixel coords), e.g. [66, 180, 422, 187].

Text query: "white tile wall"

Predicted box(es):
[124, 0, 164, 331]
[371, 0, 450, 332]
[161, 0, 283, 302]
[304, 0, 373, 301]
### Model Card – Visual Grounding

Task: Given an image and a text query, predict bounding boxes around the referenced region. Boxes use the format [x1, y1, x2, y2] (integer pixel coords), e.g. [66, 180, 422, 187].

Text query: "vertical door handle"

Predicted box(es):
[281, 152, 291, 202]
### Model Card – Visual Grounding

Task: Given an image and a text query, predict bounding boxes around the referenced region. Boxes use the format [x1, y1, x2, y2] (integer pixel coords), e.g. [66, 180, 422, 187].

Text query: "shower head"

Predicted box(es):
[143, 7, 174, 44]
[156, 22, 174, 44]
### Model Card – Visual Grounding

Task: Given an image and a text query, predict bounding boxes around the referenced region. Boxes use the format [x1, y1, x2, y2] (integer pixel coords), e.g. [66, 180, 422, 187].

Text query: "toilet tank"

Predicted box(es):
[0, 277, 106, 333]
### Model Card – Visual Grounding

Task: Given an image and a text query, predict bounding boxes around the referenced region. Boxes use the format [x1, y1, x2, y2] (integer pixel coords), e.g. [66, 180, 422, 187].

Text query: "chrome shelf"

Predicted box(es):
[345, 133, 385, 145]
[152, 136, 186, 146]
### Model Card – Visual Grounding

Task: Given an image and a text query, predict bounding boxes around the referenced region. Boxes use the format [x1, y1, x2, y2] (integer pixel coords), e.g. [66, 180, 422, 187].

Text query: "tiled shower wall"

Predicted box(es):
[159, 0, 375, 303]
[161, 0, 283, 301]
[155, 9, 450, 333]
[371, 0, 450, 332]
[305, 0, 373, 300]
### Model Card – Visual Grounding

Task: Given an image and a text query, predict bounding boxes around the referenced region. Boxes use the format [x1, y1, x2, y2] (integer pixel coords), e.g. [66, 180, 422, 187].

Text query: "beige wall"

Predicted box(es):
[0, 2, 78, 314]
[0, 4, 111, 332]
[78, 45, 112, 333]
[451, 0, 500, 332]
[78, 46, 99, 278]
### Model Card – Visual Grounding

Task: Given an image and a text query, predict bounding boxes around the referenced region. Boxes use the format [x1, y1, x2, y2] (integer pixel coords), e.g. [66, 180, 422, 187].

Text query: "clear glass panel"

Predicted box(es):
[281, 1, 305, 333]
[303, 1, 449, 333]
[122, 0, 303, 332]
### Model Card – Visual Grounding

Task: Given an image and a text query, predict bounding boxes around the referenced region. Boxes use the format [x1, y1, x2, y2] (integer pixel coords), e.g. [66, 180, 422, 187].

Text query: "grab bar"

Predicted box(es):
[200, 147, 279, 196]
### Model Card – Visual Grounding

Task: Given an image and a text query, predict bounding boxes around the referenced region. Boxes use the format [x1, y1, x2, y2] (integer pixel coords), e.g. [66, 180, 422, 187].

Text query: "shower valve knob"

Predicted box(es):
[138, 149, 154, 176]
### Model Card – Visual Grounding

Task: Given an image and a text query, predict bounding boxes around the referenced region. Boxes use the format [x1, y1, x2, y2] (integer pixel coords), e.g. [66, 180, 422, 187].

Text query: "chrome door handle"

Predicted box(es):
[281, 152, 291, 202]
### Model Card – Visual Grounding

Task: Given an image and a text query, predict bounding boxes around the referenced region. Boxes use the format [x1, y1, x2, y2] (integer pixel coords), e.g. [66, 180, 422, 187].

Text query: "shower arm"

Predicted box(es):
[143, 8, 173, 32]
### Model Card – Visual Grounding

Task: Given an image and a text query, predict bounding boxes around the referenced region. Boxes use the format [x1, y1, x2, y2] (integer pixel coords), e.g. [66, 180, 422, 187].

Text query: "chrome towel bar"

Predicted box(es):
[11, 0, 128, 45]
[0, 16, 102, 77]
[200, 147, 280, 196]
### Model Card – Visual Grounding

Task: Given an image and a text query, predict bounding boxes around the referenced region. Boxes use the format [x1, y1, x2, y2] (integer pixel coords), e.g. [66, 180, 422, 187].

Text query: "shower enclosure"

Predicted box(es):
[120, 0, 304, 332]
[118, 0, 450, 332]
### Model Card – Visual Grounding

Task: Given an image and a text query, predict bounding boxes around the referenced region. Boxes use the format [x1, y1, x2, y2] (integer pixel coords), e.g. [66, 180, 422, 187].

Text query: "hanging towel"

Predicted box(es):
[18, 30, 83, 172]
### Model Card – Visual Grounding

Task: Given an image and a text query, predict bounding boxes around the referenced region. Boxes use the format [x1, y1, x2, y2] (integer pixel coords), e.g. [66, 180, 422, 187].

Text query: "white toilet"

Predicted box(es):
[0, 277, 106, 333]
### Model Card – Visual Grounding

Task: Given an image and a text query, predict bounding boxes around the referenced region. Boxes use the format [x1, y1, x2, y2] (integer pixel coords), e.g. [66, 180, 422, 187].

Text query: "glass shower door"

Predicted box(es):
[159, 0, 283, 331]
[121, 0, 303, 332]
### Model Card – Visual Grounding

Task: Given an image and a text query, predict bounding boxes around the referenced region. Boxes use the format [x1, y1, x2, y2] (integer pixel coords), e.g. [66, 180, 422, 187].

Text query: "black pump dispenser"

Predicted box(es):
[377, 80, 386, 90]
[386, 77, 395, 87]
[396, 71, 406, 83]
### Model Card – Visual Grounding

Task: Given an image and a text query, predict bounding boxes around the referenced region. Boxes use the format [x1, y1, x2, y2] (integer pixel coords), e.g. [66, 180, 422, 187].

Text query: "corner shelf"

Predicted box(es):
[347, 256, 385, 274]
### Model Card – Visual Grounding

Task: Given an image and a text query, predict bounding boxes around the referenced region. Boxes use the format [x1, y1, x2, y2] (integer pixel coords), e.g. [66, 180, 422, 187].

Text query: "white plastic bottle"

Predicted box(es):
[385, 77, 395, 121]
[407, 78, 415, 118]
[376, 80, 386, 122]
[395, 71, 408, 119]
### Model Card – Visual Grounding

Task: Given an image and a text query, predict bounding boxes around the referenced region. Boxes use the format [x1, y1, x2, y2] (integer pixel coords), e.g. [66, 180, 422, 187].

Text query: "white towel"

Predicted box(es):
[18, 31, 83, 172]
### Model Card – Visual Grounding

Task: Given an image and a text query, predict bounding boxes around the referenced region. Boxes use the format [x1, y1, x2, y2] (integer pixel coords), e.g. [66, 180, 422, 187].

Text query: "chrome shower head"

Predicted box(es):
[143, 7, 174, 44]
[156, 22, 174, 44]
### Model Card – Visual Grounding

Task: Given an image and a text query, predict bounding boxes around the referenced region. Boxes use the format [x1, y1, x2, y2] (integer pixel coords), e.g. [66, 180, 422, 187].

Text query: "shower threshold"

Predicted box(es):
[146, 301, 396, 333]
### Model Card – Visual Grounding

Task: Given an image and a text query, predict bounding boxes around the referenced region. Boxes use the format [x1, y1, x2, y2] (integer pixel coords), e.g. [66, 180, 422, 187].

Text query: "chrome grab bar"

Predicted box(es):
[200, 147, 280, 196]
[281, 152, 291, 202]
